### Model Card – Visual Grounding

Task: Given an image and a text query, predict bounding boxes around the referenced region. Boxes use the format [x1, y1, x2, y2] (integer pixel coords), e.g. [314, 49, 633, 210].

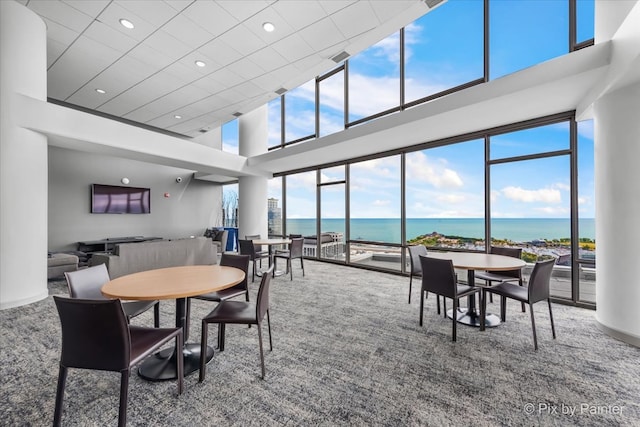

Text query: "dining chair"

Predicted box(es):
[52, 297, 183, 427]
[418, 255, 479, 342]
[199, 264, 275, 381]
[273, 237, 304, 280]
[239, 239, 270, 282]
[475, 246, 526, 312]
[407, 245, 441, 313]
[186, 254, 250, 345]
[65, 263, 160, 327]
[245, 234, 269, 261]
[480, 258, 556, 350]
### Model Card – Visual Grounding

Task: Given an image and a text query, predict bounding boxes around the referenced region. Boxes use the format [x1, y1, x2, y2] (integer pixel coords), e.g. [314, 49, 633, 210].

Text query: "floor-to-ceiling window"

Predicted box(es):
[577, 119, 595, 303]
[318, 166, 346, 261]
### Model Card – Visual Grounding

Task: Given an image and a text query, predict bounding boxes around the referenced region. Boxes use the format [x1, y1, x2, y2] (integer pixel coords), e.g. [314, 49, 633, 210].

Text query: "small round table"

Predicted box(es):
[102, 265, 245, 380]
[427, 252, 526, 327]
[252, 238, 292, 276]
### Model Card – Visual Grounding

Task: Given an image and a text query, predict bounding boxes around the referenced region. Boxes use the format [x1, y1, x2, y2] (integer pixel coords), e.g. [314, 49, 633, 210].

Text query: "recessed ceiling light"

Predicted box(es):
[119, 18, 134, 29]
[195, 60, 206, 67]
[95, 88, 106, 94]
[174, 115, 182, 119]
[262, 22, 275, 32]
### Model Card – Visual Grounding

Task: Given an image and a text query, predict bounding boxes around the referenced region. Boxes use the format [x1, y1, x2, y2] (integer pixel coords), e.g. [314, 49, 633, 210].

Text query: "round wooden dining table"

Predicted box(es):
[102, 265, 245, 381]
[427, 251, 526, 327]
[252, 238, 291, 276]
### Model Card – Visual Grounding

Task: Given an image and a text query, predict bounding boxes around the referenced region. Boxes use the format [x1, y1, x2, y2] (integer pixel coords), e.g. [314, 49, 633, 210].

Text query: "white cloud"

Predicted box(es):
[501, 186, 561, 203]
[348, 73, 400, 117]
[372, 199, 390, 206]
[406, 152, 464, 188]
[436, 194, 466, 204]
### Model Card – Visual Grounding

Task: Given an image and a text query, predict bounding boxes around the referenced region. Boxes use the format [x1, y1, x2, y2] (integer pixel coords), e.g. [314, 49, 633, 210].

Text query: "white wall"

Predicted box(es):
[48, 147, 222, 251]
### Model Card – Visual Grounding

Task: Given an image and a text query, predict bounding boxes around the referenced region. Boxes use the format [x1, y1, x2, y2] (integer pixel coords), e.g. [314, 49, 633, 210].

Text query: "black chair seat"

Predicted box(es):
[203, 300, 256, 324]
[196, 288, 248, 302]
[488, 282, 528, 301]
[475, 271, 519, 283]
[129, 326, 183, 365]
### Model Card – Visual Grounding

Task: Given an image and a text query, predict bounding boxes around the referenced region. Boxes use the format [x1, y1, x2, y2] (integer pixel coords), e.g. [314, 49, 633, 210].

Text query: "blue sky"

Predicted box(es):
[224, 0, 595, 221]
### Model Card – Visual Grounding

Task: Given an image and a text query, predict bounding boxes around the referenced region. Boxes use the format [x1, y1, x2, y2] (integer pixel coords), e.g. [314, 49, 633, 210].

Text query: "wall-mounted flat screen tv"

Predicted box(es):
[91, 184, 151, 214]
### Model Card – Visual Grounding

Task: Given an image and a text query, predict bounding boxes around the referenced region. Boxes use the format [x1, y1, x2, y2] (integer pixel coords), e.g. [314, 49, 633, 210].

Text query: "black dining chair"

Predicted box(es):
[199, 264, 275, 381]
[481, 258, 556, 350]
[274, 237, 304, 280]
[239, 239, 270, 282]
[65, 263, 160, 327]
[419, 255, 479, 341]
[475, 246, 526, 312]
[52, 297, 183, 427]
[408, 245, 441, 312]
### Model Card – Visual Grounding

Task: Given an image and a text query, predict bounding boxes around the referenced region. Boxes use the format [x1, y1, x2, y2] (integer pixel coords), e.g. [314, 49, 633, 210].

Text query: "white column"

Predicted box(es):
[0, 2, 48, 309]
[238, 105, 269, 240]
[594, 83, 640, 347]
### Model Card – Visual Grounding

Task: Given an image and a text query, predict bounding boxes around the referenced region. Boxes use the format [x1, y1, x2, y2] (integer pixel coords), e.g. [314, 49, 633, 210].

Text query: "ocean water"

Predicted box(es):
[285, 218, 595, 243]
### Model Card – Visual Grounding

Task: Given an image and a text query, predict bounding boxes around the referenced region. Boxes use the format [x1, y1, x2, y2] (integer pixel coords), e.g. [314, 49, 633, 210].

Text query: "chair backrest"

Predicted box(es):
[527, 258, 556, 303]
[64, 263, 110, 299]
[288, 234, 302, 238]
[408, 245, 428, 277]
[245, 234, 263, 253]
[256, 264, 275, 321]
[419, 255, 457, 299]
[239, 239, 257, 260]
[53, 296, 130, 371]
[219, 253, 250, 292]
[489, 245, 523, 279]
[289, 238, 304, 258]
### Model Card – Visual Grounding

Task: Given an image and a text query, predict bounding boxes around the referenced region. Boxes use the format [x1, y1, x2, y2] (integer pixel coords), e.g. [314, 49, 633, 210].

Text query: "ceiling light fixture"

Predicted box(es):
[195, 60, 206, 67]
[174, 115, 182, 119]
[262, 22, 275, 32]
[95, 88, 106, 94]
[119, 18, 134, 29]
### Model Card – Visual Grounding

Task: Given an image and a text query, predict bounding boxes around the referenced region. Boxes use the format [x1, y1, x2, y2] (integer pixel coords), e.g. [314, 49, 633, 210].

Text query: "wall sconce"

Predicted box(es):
[121, 177, 130, 185]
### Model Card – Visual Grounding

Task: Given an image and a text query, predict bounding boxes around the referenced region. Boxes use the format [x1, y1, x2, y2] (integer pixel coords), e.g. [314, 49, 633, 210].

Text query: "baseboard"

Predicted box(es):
[596, 319, 640, 348]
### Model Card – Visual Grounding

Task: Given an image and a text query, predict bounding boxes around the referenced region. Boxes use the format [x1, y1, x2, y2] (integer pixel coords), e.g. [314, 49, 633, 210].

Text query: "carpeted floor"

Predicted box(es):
[1, 260, 639, 426]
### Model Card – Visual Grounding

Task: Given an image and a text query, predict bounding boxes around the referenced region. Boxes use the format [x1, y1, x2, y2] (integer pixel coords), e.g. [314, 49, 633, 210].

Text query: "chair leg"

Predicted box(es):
[408, 276, 412, 304]
[175, 332, 184, 394]
[480, 289, 487, 331]
[257, 322, 266, 379]
[289, 258, 293, 280]
[53, 365, 67, 426]
[548, 299, 556, 339]
[199, 321, 208, 382]
[267, 310, 273, 351]
[419, 289, 425, 326]
[218, 323, 226, 351]
[436, 293, 441, 315]
[153, 302, 160, 328]
[520, 279, 526, 313]
[300, 257, 305, 276]
[530, 303, 538, 350]
[118, 370, 129, 427]
[452, 298, 458, 342]
[500, 296, 507, 322]
[443, 297, 447, 319]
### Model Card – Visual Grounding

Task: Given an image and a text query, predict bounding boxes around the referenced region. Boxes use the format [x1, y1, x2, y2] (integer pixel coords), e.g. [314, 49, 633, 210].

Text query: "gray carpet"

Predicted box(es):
[1, 260, 639, 426]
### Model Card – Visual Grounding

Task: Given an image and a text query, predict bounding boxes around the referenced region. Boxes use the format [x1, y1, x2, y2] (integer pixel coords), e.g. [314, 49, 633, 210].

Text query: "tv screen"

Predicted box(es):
[91, 184, 151, 214]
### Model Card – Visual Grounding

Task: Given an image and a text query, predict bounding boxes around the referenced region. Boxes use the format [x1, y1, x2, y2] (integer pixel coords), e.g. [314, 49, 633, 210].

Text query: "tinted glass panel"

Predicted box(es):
[319, 70, 345, 138]
[222, 119, 238, 154]
[268, 98, 281, 148]
[285, 79, 315, 142]
[490, 122, 570, 160]
[577, 0, 595, 43]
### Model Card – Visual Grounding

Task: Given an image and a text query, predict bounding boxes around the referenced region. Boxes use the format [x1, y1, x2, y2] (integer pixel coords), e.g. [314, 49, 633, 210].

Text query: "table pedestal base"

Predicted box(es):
[138, 343, 213, 381]
[447, 307, 501, 328]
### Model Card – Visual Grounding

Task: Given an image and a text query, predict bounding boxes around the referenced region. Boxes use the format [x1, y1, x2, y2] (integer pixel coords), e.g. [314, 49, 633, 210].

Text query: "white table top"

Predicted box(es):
[252, 238, 292, 246]
[427, 251, 526, 271]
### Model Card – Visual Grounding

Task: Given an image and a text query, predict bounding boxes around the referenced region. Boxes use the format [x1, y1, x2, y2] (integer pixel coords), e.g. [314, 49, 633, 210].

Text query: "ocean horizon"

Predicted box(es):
[285, 218, 595, 244]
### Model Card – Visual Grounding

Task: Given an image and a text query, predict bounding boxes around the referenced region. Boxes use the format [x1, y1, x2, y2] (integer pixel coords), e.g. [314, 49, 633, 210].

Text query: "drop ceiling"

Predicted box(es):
[21, 0, 432, 139]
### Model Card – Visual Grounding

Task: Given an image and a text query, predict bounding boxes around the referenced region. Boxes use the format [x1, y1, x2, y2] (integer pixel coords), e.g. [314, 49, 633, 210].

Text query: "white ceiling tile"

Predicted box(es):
[225, 58, 266, 81]
[161, 13, 215, 48]
[198, 39, 243, 68]
[163, 0, 193, 13]
[297, 17, 344, 52]
[46, 39, 67, 68]
[247, 47, 289, 75]
[206, 67, 246, 91]
[47, 36, 124, 100]
[41, 17, 81, 46]
[180, 1, 239, 37]
[191, 74, 229, 96]
[27, 0, 94, 33]
[241, 7, 295, 44]
[63, 0, 110, 17]
[272, 1, 328, 31]
[116, 0, 180, 27]
[128, 44, 175, 71]
[271, 34, 314, 63]
[234, 81, 263, 99]
[83, 20, 138, 54]
[142, 30, 192, 61]
[370, 1, 419, 22]
[331, 2, 378, 39]
[217, 0, 271, 23]
[318, 0, 357, 16]
[163, 62, 206, 86]
[94, 2, 158, 42]
[219, 24, 264, 56]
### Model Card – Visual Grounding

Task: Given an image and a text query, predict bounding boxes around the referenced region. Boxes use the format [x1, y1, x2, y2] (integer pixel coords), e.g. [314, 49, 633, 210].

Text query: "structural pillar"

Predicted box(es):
[0, 2, 48, 308]
[594, 82, 640, 347]
[238, 105, 269, 241]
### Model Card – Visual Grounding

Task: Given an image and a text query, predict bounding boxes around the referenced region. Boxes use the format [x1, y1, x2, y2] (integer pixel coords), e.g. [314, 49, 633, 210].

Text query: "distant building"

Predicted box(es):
[268, 198, 282, 236]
